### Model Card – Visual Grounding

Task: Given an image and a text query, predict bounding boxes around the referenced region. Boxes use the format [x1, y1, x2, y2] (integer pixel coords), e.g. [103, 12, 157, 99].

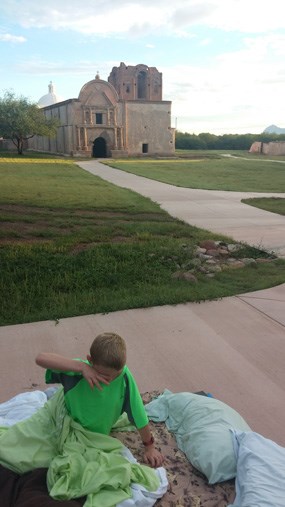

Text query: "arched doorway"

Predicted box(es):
[92, 137, 107, 158]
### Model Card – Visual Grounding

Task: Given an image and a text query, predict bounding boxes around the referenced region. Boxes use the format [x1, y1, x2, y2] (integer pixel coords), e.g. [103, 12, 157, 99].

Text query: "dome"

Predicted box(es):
[38, 81, 61, 107]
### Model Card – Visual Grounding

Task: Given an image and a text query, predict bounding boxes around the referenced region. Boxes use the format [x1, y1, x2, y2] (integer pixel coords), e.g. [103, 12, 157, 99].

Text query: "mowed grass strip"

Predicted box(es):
[0, 157, 155, 210]
[242, 197, 285, 216]
[1, 155, 285, 326]
[104, 153, 285, 192]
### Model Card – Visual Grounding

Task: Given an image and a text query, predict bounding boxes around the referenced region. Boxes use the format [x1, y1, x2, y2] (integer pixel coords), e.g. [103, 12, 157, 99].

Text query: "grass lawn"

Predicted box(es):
[175, 149, 285, 161]
[104, 152, 285, 192]
[242, 198, 285, 216]
[1, 154, 285, 326]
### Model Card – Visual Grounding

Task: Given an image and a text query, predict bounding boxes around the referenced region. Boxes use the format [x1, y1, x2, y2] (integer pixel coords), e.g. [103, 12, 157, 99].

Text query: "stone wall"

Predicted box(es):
[249, 141, 285, 155]
[125, 101, 174, 156]
[108, 62, 162, 101]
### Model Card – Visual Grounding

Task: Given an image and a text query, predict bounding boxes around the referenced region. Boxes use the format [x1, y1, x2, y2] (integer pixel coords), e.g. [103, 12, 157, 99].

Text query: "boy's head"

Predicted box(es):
[89, 332, 126, 371]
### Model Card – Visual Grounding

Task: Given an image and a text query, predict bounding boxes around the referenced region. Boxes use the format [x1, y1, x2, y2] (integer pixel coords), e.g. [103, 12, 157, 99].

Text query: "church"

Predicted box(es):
[29, 62, 175, 158]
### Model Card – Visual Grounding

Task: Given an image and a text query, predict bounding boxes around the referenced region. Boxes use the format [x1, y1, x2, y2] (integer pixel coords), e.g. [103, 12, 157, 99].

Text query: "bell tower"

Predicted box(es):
[108, 62, 162, 101]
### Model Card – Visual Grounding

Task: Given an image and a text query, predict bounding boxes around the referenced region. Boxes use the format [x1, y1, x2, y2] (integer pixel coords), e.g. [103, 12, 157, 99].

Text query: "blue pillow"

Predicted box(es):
[229, 430, 285, 507]
[146, 390, 250, 484]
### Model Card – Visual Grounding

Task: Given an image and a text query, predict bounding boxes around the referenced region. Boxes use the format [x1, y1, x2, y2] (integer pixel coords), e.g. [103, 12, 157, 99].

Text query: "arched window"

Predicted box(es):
[137, 71, 147, 99]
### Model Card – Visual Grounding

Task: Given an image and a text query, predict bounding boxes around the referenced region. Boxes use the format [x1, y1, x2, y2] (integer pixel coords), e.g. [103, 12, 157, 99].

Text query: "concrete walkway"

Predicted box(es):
[77, 160, 285, 257]
[1, 160, 285, 447]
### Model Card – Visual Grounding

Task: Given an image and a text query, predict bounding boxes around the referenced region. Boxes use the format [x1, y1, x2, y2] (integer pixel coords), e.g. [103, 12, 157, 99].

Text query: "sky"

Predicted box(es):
[1, 0, 285, 135]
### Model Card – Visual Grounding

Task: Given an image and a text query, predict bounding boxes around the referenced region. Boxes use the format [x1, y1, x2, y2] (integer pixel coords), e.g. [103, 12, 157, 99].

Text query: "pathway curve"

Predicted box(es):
[77, 160, 285, 257]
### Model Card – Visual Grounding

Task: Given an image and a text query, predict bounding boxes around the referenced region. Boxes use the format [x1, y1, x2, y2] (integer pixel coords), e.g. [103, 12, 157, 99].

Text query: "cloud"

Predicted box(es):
[204, 0, 285, 33]
[3, 0, 284, 36]
[0, 33, 26, 43]
[199, 38, 211, 46]
[170, 2, 217, 28]
[2, 0, 285, 134]
[161, 32, 285, 133]
[15, 57, 115, 78]
[1, 1, 170, 35]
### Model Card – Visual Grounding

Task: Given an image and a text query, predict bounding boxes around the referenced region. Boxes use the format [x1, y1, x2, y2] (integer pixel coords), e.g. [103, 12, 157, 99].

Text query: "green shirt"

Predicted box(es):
[45, 363, 148, 434]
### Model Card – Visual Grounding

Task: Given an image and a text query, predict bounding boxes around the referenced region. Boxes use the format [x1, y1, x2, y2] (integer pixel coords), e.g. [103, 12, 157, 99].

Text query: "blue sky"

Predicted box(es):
[1, 0, 285, 134]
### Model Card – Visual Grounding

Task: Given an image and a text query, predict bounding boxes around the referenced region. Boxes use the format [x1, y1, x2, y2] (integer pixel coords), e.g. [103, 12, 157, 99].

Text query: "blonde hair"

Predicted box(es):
[90, 332, 126, 370]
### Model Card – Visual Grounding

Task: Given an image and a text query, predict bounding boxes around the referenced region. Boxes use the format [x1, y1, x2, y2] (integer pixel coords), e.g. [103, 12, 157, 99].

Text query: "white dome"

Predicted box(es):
[38, 81, 61, 107]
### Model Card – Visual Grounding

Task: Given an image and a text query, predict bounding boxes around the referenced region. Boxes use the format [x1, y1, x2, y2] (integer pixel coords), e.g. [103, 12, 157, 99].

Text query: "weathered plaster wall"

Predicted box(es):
[125, 101, 174, 156]
[108, 62, 162, 101]
[249, 141, 285, 155]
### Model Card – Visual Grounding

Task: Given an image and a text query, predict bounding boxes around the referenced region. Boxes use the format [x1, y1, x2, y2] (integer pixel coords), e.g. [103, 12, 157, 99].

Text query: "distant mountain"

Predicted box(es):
[264, 124, 285, 134]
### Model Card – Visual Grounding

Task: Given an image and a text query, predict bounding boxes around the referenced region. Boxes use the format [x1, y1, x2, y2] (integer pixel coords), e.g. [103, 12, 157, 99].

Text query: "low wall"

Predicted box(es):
[249, 141, 285, 155]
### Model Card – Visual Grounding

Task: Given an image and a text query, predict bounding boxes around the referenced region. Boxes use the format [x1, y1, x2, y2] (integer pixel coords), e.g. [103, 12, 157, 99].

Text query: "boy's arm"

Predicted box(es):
[138, 423, 164, 468]
[35, 352, 108, 390]
[123, 368, 164, 467]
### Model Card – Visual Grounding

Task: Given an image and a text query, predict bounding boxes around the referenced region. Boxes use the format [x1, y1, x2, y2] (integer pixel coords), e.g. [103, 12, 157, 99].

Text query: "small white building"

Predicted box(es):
[38, 82, 62, 108]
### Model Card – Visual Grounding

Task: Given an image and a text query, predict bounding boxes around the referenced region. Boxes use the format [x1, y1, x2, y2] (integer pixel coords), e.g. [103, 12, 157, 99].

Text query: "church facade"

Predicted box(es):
[29, 63, 175, 158]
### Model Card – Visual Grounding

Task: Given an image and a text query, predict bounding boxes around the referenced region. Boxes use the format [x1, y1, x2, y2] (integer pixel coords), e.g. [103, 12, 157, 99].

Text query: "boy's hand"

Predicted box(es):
[81, 363, 109, 390]
[144, 446, 164, 468]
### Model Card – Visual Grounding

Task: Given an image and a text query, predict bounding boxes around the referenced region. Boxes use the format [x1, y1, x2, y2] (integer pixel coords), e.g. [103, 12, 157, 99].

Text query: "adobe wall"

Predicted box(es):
[249, 141, 262, 153]
[263, 141, 285, 155]
[108, 62, 162, 101]
[124, 101, 174, 156]
[29, 100, 77, 155]
[249, 141, 285, 156]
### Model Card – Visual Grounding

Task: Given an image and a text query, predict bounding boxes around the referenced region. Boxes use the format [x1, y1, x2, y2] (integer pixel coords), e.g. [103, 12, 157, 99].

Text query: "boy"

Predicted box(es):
[36, 332, 164, 468]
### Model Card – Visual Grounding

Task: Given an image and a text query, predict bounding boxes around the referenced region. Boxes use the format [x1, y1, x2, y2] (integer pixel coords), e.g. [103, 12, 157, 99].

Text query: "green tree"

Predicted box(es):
[175, 131, 207, 149]
[0, 91, 59, 155]
[175, 130, 285, 151]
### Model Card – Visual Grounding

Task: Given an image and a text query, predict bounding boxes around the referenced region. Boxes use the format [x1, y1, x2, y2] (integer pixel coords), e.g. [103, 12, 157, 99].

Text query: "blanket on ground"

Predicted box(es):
[0, 389, 236, 506]
[0, 388, 162, 507]
[144, 389, 250, 485]
[114, 391, 236, 507]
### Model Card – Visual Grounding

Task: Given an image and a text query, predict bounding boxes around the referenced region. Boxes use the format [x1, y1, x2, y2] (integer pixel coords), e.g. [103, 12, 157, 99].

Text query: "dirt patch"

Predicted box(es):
[0, 204, 166, 221]
[69, 237, 135, 254]
[0, 204, 164, 246]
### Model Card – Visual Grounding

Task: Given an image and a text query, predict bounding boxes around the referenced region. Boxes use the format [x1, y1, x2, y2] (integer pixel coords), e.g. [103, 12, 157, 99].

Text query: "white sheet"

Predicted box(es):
[228, 430, 285, 507]
[0, 390, 48, 426]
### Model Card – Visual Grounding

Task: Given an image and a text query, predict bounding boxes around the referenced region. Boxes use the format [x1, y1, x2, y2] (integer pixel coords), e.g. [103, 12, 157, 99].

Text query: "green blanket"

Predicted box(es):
[0, 388, 159, 507]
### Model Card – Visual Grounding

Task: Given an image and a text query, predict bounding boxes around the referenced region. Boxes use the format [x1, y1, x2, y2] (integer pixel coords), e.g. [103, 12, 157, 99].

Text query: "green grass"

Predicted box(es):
[1, 155, 285, 326]
[175, 149, 285, 161]
[175, 149, 246, 158]
[104, 152, 285, 192]
[0, 157, 157, 210]
[242, 198, 285, 216]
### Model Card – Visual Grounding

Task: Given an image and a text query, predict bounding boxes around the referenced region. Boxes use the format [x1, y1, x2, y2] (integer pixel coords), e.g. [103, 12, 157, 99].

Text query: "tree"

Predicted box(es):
[175, 131, 207, 150]
[0, 91, 59, 154]
[175, 130, 285, 151]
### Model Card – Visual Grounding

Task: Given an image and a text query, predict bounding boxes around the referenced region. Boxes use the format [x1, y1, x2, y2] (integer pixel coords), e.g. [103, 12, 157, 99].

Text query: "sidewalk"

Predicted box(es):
[1, 285, 284, 444]
[1, 161, 285, 446]
[77, 160, 285, 257]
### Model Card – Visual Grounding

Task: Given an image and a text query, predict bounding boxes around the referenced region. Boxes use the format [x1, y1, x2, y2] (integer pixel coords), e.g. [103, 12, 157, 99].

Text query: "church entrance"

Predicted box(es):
[92, 137, 107, 158]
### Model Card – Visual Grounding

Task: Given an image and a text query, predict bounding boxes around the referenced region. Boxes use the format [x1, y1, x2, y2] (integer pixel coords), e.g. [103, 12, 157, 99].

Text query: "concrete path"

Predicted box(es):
[77, 160, 285, 257]
[1, 285, 285, 444]
[1, 160, 285, 447]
